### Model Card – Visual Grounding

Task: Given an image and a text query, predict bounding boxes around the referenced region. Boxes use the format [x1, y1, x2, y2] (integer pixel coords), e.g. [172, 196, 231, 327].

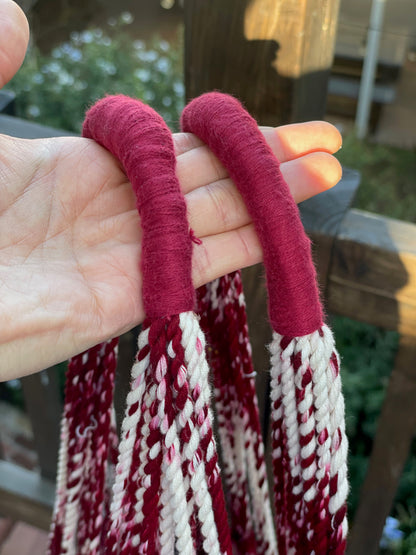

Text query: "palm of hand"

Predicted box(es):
[0, 136, 145, 355]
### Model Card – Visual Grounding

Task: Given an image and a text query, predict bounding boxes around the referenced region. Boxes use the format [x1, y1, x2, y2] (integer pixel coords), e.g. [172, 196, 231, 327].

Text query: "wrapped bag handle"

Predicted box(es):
[83, 94, 195, 317]
[80, 95, 233, 554]
[181, 92, 323, 337]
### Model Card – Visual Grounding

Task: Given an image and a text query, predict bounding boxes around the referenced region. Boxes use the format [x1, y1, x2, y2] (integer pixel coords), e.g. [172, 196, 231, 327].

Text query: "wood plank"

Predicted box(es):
[184, 0, 340, 125]
[0, 521, 49, 555]
[241, 264, 272, 437]
[346, 335, 416, 555]
[21, 367, 62, 480]
[0, 461, 54, 531]
[0, 518, 14, 545]
[300, 167, 360, 296]
[327, 209, 416, 336]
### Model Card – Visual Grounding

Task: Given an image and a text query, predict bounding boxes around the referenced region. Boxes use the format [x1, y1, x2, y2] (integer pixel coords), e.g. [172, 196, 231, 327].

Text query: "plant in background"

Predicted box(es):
[394, 506, 416, 554]
[333, 316, 416, 547]
[332, 316, 400, 516]
[336, 133, 416, 224]
[380, 516, 404, 552]
[8, 12, 184, 132]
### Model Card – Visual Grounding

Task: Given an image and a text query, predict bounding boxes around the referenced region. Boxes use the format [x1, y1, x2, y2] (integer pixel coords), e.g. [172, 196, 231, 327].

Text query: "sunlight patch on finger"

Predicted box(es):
[281, 151, 342, 202]
[175, 121, 342, 196]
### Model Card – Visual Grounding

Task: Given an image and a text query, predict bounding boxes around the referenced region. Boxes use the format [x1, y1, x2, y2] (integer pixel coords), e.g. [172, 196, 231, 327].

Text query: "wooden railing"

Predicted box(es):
[243, 181, 416, 555]
[1, 114, 415, 554]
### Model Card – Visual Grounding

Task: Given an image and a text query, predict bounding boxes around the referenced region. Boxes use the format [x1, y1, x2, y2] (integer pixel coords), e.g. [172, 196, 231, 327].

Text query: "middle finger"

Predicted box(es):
[186, 151, 342, 238]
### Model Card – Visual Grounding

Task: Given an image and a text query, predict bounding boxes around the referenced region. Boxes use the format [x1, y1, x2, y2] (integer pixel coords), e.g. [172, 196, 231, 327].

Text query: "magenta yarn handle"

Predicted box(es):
[181, 92, 323, 337]
[83, 95, 194, 318]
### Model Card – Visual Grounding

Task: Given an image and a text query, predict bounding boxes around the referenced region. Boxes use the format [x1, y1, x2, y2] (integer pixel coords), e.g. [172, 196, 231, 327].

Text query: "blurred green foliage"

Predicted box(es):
[395, 506, 416, 554]
[332, 317, 400, 514]
[336, 133, 416, 224]
[9, 13, 184, 132]
[334, 130, 416, 550]
[333, 315, 416, 549]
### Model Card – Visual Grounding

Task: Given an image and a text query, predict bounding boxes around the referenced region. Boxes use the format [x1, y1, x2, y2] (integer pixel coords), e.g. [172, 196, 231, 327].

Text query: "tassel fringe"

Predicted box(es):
[48, 339, 118, 555]
[49, 287, 348, 555]
[269, 326, 349, 554]
[53, 313, 232, 555]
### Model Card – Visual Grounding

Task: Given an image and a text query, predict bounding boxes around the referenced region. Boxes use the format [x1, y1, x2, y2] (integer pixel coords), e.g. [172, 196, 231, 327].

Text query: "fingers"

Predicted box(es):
[262, 121, 342, 161]
[174, 121, 341, 194]
[186, 152, 342, 238]
[192, 224, 262, 289]
[279, 151, 342, 202]
[0, 0, 29, 88]
[190, 145, 343, 285]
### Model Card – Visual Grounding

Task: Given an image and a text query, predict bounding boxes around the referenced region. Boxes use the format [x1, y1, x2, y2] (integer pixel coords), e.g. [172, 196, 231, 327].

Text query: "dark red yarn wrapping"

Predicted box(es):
[49, 94, 236, 555]
[83, 94, 194, 319]
[82, 95, 232, 554]
[181, 92, 323, 337]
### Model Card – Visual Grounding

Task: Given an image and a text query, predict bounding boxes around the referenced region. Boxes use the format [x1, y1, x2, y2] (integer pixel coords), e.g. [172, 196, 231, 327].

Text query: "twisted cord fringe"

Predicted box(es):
[98, 314, 231, 555]
[179, 311, 232, 555]
[197, 272, 277, 555]
[49, 295, 348, 555]
[269, 326, 349, 554]
[48, 338, 118, 555]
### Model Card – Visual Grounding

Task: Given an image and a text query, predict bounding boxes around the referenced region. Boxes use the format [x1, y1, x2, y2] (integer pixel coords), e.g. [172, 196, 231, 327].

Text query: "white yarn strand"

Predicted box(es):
[179, 311, 222, 555]
[108, 326, 150, 547]
[245, 425, 278, 554]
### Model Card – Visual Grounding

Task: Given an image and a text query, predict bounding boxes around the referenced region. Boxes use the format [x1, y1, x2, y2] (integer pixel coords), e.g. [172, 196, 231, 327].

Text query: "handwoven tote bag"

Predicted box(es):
[48, 92, 348, 555]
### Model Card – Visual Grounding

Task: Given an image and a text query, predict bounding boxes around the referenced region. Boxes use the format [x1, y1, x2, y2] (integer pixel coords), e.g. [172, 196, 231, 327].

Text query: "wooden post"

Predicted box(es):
[184, 0, 341, 125]
[347, 336, 416, 555]
[21, 368, 62, 481]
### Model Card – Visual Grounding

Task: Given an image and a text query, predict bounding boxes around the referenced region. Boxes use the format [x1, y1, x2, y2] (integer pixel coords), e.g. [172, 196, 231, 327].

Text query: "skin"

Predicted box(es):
[0, 1, 342, 380]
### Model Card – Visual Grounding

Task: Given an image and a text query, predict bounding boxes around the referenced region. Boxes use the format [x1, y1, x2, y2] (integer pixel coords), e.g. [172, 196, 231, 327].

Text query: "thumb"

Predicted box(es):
[0, 0, 29, 88]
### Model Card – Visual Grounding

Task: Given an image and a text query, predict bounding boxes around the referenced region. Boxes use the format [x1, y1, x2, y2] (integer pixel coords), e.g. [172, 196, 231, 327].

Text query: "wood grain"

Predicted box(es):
[184, 0, 340, 125]
[327, 209, 416, 336]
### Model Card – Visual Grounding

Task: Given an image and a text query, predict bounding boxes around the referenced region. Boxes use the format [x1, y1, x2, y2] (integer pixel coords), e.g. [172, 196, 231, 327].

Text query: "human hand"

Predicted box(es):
[0, 125, 341, 380]
[0, 0, 29, 89]
[0, 1, 342, 380]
